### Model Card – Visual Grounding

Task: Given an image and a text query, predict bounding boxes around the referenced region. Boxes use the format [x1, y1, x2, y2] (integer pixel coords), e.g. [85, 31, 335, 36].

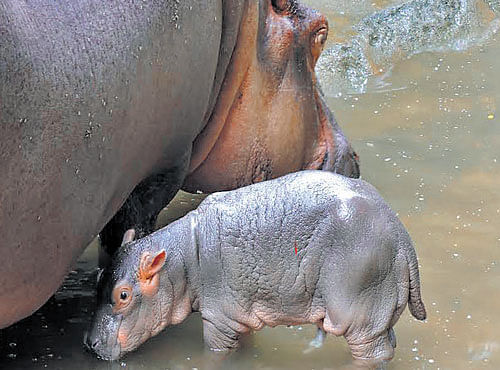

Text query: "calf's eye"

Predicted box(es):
[112, 283, 133, 312]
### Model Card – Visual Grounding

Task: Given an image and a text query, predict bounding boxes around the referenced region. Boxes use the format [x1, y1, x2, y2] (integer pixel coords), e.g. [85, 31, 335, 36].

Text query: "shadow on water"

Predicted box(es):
[2, 0, 500, 368]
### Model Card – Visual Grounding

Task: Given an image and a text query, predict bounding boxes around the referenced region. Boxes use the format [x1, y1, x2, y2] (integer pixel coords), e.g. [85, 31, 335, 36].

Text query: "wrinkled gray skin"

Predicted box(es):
[87, 171, 426, 362]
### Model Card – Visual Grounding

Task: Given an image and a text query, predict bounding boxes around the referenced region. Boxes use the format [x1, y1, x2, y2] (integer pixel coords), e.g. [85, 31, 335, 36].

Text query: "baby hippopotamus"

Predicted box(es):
[85, 170, 426, 362]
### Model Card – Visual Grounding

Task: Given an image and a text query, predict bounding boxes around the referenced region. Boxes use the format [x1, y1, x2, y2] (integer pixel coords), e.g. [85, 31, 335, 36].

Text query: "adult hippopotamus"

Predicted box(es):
[0, 0, 359, 328]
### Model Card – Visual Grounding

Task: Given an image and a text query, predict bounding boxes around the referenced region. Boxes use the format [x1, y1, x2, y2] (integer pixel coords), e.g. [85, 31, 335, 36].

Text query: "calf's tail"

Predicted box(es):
[405, 243, 427, 321]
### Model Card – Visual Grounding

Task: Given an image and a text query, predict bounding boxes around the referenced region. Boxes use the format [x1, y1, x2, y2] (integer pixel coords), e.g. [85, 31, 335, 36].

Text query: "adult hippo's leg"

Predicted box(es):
[99, 150, 190, 257]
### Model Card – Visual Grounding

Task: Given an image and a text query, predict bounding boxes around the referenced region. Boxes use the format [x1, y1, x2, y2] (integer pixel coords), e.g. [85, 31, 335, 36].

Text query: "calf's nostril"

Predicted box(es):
[90, 336, 101, 349]
[84, 332, 100, 350]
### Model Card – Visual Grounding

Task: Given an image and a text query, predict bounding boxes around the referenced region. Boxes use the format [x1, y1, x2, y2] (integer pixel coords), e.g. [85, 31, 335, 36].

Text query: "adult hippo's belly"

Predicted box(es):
[0, 0, 359, 328]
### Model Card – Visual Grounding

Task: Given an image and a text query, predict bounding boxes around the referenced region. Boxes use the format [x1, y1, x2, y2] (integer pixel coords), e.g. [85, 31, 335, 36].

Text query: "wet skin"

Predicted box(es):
[86, 171, 425, 363]
[0, 0, 358, 328]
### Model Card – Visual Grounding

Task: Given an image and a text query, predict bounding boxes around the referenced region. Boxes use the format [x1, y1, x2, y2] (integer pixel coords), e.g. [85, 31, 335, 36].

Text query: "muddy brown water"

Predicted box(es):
[1, 1, 499, 369]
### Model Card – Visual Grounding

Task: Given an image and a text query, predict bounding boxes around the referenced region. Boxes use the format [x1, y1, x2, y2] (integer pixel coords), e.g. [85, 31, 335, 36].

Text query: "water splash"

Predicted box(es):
[316, 0, 500, 95]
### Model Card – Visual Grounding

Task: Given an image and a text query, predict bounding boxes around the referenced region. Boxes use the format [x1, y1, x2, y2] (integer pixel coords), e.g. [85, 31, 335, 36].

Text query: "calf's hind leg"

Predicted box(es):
[333, 285, 397, 362]
[321, 278, 398, 362]
[345, 328, 395, 362]
[322, 303, 395, 361]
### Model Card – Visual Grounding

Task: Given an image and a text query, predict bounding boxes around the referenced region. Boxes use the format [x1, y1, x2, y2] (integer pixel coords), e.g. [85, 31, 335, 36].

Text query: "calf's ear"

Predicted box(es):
[138, 250, 167, 297]
[121, 229, 136, 246]
[139, 250, 167, 281]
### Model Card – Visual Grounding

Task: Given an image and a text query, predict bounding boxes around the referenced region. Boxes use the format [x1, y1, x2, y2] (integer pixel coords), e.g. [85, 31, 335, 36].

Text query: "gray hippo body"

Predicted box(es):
[0, 0, 359, 328]
[87, 171, 426, 362]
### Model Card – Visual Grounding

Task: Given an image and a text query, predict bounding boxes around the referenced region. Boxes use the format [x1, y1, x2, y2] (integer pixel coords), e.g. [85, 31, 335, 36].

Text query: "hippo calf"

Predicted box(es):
[86, 170, 426, 362]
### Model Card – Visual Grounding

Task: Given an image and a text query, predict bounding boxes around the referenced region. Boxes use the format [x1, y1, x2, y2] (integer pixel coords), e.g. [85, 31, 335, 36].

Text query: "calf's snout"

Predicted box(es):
[84, 306, 121, 360]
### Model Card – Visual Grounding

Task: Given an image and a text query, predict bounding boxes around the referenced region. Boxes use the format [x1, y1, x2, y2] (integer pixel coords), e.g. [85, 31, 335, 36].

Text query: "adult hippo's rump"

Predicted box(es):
[0, 0, 358, 328]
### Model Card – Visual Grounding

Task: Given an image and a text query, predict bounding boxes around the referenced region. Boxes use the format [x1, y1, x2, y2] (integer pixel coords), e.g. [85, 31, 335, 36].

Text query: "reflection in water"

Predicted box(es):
[1, 0, 500, 368]
[316, 0, 500, 95]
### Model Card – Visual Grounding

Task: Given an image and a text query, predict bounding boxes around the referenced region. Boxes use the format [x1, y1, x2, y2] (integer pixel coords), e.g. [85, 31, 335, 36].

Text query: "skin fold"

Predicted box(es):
[183, 0, 360, 192]
[86, 171, 426, 363]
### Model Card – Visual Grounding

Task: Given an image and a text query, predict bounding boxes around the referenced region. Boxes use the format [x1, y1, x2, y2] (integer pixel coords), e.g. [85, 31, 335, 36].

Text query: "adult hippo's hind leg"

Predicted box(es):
[99, 152, 190, 259]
